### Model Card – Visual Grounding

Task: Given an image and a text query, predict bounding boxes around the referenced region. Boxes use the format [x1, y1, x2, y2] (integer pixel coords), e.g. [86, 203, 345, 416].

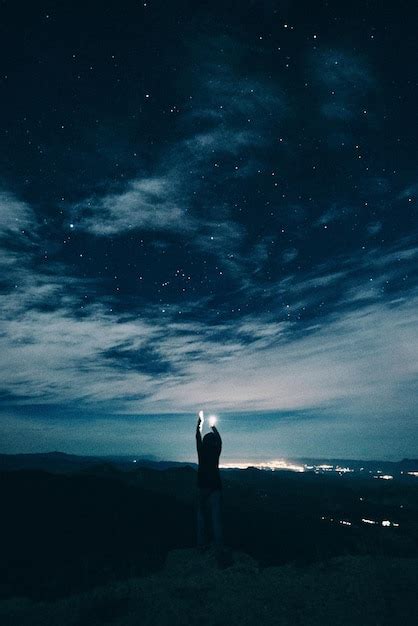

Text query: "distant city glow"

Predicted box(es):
[220, 459, 305, 472]
[335, 466, 354, 473]
[218, 460, 413, 477]
[219, 460, 401, 476]
[323, 517, 400, 528]
[361, 518, 399, 527]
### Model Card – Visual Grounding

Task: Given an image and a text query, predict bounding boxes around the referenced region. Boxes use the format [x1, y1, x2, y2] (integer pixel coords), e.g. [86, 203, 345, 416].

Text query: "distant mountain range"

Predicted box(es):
[0, 451, 417, 474]
[0, 451, 196, 473]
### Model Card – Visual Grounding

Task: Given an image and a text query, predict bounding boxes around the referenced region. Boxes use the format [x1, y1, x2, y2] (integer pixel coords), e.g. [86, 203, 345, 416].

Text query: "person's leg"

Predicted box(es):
[210, 490, 233, 568]
[196, 488, 207, 548]
[209, 489, 223, 548]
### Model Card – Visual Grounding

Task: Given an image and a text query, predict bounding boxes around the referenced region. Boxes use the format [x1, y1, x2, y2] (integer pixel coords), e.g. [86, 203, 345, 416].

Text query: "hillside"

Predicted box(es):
[2, 463, 418, 602]
[1, 547, 417, 626]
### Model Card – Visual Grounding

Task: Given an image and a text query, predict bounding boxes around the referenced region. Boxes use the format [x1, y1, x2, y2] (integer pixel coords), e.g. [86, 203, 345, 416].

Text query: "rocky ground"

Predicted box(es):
[1, 547, 417, 625]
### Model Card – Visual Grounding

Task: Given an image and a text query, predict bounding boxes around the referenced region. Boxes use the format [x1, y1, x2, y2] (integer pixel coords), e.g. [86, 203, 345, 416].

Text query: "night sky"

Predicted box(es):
[1, 1, 417, 461]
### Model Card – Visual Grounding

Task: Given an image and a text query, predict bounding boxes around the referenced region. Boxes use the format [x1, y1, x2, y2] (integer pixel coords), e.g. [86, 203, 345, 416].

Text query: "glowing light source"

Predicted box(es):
[208, 415, 217, 427]
[220, 459, 305, 472]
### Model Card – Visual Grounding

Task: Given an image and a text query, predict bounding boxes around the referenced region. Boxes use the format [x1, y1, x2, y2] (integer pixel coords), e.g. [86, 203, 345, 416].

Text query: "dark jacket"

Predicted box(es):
[196, 426, 222, 490]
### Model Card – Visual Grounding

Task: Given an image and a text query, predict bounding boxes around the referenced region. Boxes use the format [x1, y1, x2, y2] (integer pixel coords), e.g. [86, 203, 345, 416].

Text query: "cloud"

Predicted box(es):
[0, 191, 38, 238]
[1, 254, 417, 421]
[282, 247, 299, 264]
[70, 39, 287, 242]
[366, 221, 382, 236]
[311, 49, 375, 122]
[398, 182, 418, 200]
[315, 50, 373, 90]
[126, 291, 418, 417]
[70, 177, 190, 236]
[0, 185, 417, 462]
[314, 204, 354, 226]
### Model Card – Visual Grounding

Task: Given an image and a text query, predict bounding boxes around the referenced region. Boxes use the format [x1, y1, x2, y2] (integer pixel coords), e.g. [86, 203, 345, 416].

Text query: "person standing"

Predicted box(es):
[195, 411, 223, 553]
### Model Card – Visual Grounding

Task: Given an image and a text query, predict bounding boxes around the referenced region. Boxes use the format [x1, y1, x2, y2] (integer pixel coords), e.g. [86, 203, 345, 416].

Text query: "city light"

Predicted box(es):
[220, 459, 305, 472]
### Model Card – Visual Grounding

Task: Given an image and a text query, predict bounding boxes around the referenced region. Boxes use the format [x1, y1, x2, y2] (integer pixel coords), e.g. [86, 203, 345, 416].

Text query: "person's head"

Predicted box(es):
[202, 432, 219, 450]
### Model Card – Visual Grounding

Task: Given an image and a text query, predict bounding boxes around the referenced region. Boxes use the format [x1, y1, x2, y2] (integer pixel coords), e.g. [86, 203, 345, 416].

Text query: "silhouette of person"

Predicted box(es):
[195, 412, 223, 553]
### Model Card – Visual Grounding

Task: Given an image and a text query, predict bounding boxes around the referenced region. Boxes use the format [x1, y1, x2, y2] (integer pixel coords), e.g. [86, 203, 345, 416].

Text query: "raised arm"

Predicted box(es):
[211, 425, 222, 453]
[196, 416, 202, 453]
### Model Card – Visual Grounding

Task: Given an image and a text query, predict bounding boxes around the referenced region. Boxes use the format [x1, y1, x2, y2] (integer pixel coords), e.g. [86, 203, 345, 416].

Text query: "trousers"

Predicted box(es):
[197, 487, 223, 548]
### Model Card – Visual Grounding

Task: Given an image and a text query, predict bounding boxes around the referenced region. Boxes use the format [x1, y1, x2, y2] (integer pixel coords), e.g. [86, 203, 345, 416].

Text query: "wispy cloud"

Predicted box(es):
[2, 176, 417, 420]
[0, 191, 38, 238]
[1, 242, 417, 421]
[312, 49, 374, 121]
[70, 177, 190, 236]
[69, 38, 287, 247]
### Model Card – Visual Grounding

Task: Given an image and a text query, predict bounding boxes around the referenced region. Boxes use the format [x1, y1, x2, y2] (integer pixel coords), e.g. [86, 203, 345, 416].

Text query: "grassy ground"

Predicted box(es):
[1, 548, 417, 626]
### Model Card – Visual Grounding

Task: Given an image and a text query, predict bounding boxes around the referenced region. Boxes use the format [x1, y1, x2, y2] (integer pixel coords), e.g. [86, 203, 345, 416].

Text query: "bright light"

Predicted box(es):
[208, 415, 217, 427]
[382, 520, 390, 527]
[198, 410, 204, 420]
[220, 459, 305, 472]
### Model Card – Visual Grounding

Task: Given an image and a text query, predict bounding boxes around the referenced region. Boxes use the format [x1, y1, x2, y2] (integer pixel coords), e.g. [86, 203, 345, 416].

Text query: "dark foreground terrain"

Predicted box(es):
[1, 453, 418, 624]
[1, 548, 417, 626]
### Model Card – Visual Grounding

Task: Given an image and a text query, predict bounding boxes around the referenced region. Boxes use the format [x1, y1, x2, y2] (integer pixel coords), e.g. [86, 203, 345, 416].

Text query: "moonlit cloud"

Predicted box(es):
[1, 228, 417, 419]
[0, 191, 38, 237]
[70, 177, 189, 235]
